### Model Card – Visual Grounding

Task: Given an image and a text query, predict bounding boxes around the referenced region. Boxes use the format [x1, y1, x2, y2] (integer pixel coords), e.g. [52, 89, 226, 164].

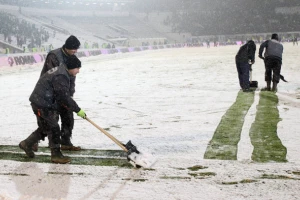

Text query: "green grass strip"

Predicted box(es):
[249, 91, 287, 162]
[0, 145, 127, 157]
[0, 145, 131, 167]
[0, 151, 132, 167]
[204, 91, 255, 160]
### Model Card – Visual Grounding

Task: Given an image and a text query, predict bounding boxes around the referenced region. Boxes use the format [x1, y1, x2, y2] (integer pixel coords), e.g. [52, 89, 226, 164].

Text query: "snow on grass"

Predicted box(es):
[0, 44, 300, 199]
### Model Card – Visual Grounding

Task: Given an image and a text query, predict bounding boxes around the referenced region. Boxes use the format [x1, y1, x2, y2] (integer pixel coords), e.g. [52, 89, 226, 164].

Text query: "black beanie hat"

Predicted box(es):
[65, 35, 80, 49]
[66, 56, 81, 69]
[271, 33, 279, 41]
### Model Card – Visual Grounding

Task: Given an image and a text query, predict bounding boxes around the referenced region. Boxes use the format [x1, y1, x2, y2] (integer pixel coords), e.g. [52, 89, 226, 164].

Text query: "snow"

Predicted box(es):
[0, 44, 300, 200]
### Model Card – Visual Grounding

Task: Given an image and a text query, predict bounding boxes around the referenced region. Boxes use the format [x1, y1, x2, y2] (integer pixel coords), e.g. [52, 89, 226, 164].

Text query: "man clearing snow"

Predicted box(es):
[235, 40, 256, 92]
[19, 56, 86, 164]
[259, 33, 284, 92]
[34, 35, 82, 151]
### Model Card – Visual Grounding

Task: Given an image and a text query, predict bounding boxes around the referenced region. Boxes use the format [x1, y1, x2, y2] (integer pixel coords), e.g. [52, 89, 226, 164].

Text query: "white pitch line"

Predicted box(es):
[237, 90, 260, 161]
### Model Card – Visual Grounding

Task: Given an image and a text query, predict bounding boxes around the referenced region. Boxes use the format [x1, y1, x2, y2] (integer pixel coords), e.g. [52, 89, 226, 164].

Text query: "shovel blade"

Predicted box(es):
[124, 140, 157, 168]
[128, 152, 157, 168]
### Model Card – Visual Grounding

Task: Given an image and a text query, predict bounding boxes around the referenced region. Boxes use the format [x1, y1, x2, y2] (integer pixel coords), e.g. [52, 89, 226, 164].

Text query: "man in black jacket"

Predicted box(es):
[259, 33, 284, 91]
[235, 40, 256, 92]
[19, 56, 86, 164]
[34, 35, 81, 151]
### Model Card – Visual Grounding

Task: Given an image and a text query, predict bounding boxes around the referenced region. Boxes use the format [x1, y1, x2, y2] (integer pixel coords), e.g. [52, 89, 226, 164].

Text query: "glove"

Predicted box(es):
[77, 109, 86, 119]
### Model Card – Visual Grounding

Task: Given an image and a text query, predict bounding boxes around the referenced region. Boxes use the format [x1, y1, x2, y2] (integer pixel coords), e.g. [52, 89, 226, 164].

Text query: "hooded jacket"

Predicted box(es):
[235, 40, 256, 63]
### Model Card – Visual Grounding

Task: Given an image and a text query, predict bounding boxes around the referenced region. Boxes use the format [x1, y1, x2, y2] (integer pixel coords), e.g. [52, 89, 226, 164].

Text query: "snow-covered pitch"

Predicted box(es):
[0, 44, 300, 199]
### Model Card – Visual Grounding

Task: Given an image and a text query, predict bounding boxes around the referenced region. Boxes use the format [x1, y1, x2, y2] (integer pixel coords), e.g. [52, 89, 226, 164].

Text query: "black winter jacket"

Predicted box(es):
[40, 46, 76, 96]
[235, 41, 256, 63]
[30, 64, 81, 113]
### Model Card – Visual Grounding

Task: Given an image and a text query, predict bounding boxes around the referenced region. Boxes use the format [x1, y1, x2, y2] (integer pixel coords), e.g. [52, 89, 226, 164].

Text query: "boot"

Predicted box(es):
[61, 129, 81, 151]
[262, 81, 271, 91]
[19, 140, 35, 158]
[19, 130, 42, 158]
[266, 81, 271, 91]
[31, 129, 47, 152]
[272, 82, 278, 92]
[32, 143, 39, 152]
[243, 88, 253, 92]
[51, 148, 71, 164]
[61, 144, 81, 151]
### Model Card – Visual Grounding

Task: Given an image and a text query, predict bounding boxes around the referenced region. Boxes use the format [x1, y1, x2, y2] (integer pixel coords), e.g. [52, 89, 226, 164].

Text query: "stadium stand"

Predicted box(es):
[1, 0, 300, 54]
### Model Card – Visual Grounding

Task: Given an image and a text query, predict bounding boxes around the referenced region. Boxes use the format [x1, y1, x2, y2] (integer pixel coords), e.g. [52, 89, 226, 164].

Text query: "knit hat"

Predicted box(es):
[65, 35, 81, 49]
[271, 33, 279, 41]
[66, 56, 81, 69]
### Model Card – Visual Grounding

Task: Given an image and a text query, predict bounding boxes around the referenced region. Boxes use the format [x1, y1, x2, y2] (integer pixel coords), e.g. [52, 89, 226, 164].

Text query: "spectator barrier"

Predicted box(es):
[0, 44, 183, 68]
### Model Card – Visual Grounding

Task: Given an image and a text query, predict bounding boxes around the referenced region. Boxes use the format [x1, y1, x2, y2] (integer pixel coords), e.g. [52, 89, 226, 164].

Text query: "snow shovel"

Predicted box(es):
[250, 70, 258, 88]
[85, 117, 156, 168]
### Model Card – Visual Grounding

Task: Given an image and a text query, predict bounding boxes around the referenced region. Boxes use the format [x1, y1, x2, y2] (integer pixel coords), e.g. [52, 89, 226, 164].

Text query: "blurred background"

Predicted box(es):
[0, 0, 299, 54]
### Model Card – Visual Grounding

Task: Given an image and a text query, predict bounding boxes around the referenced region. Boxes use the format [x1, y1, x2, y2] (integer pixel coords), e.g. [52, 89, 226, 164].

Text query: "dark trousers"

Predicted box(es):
[31, 104, 61, 148]
[35, 106, 74, 143]
[59, 106, 74, 139]
[264, 58, 282, 83]
[236, 62, 251, 89]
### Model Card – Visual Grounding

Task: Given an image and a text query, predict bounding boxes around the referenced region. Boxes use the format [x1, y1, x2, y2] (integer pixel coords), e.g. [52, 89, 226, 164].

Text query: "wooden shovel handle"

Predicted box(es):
[85, 117, 128, 152]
